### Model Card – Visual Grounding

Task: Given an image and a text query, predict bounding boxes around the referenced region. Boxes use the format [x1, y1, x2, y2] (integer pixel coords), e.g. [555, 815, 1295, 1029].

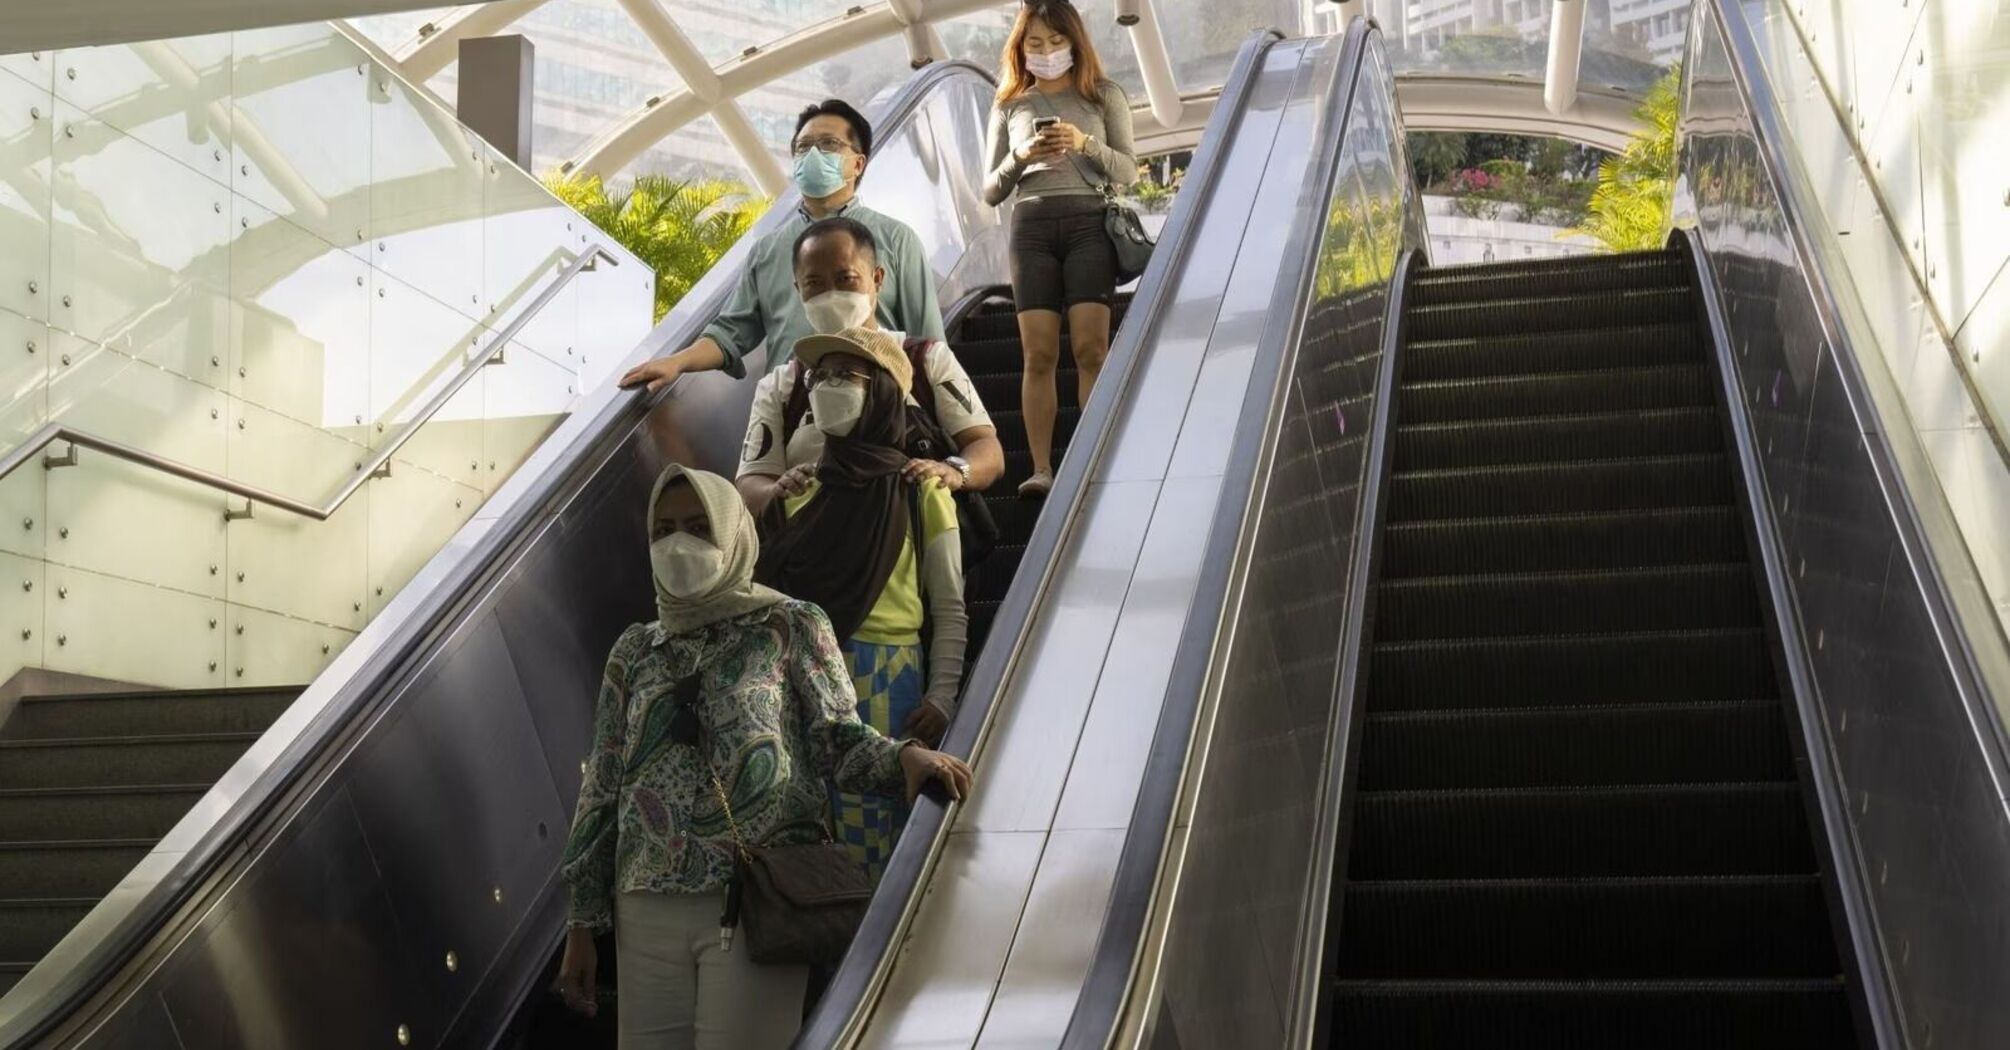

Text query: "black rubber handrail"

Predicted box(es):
[790, 28, 1289, 1049]
[0, 57, 1000, 1050]
[1057, 17, 1379, 1048]
[1298, 247, 1423, 1048]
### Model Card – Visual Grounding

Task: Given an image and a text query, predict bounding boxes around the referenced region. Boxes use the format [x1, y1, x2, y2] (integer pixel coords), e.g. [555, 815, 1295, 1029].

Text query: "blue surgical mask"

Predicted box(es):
[792, 148, 847, 199]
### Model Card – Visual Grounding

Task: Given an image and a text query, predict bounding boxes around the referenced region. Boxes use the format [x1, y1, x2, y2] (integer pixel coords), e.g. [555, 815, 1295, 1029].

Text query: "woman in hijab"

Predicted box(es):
[756, 326, 968, 880]
[555, 465, 972, 1049]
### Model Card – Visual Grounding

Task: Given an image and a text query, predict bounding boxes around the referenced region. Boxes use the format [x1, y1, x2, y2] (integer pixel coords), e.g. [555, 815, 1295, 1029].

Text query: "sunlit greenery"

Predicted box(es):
[1564, 64, 1681, 252]
[546, 173, 769, 322]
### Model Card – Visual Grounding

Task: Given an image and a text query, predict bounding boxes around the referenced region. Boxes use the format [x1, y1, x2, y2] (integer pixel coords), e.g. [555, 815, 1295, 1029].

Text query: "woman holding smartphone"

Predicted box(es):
[982, 0, 1138, 499]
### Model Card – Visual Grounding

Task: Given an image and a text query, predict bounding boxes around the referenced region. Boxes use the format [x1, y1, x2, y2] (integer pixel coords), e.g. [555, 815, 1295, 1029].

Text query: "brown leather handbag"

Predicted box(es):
[708, 769, 872, 966]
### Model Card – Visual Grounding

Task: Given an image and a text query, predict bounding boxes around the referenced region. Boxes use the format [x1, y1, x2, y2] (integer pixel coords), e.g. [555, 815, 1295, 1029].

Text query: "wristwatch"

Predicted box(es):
[945, 455, 972, 488]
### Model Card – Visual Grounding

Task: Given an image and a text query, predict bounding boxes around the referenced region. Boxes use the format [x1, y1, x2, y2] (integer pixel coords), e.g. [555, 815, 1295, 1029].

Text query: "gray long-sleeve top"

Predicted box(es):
[983, 80, 1139, 207]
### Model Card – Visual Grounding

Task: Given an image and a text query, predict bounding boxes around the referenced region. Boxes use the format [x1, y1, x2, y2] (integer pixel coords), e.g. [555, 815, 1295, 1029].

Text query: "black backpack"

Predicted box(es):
[781, 337, 1001, 569]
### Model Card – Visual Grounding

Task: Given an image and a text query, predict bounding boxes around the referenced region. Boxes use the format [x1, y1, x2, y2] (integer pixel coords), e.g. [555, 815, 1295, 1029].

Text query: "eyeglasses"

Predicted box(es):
[806, 365, 872, 386]
[790, 135, 854, 157]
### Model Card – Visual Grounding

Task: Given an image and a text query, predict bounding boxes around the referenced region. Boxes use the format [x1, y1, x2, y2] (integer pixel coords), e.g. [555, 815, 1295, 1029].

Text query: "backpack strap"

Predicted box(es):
[779, 361, 810, 451]
[903, 338, 937, 421]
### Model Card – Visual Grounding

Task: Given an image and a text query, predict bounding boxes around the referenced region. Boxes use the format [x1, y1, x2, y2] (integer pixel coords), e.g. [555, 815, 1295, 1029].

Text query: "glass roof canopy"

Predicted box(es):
[345, 0, 1682, 188]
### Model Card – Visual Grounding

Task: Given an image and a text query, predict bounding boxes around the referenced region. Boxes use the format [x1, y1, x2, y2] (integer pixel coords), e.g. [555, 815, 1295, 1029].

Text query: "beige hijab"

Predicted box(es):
[649, 465, 787, 635]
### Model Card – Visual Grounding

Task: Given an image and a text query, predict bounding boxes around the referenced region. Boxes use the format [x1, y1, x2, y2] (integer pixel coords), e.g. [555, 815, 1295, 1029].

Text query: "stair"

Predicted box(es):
[1322, 250, 1857, 1048]
[954, 292, 1133, 661]
[0, 687, 297, 998]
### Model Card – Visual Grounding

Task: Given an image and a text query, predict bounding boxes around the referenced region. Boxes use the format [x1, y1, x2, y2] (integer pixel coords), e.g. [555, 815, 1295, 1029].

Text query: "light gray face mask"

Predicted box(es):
[1026, 45, 1074, 80]
[651, 532, 724, 599]
[802, 289, 875, 334]
[808, 381, 865, 437]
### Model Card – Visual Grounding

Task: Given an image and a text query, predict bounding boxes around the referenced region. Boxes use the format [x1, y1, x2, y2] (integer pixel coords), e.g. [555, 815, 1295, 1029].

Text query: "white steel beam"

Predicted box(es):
[569, 0, 1006, 179]
[613, 0, 785, 194]
[398, 0, 554, 81]
[713, 102, 790, 196]
[1116, 0, 1182, 128]
[1544, 0, 1587, 115]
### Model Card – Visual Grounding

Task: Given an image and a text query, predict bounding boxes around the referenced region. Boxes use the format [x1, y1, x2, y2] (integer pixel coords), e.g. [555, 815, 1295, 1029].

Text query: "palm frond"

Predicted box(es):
[545, 171, 771, 321]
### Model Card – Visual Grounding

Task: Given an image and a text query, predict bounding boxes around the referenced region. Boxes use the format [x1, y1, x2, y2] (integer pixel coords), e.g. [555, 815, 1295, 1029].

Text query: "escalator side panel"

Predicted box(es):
[1684, 3, 2010, 1047]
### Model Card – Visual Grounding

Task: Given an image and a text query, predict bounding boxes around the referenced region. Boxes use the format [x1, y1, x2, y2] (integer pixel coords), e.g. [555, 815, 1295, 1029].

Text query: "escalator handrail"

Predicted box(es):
[1056, 17, 1382, 1048]
[0, 58, 997, 1049]
[791, 28, 1289, 1050]
[1295, 247, 1422, 1048]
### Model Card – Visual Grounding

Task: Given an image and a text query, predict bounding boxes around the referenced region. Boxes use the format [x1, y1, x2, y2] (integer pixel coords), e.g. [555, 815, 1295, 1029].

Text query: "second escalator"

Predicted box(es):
[1320, 249, 1860, 1049]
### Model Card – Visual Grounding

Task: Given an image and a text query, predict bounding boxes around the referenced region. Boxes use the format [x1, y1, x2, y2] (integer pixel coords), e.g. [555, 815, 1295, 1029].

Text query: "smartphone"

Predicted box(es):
[1033, 116, 1059, 132]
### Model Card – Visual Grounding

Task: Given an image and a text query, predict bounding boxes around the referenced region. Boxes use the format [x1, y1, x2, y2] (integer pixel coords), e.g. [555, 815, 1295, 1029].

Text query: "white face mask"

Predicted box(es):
[802, 289, 876, 335]
[1026, 46, 1073, 81]
[809, 381, 866, 437]
[651, 532, 724, 600]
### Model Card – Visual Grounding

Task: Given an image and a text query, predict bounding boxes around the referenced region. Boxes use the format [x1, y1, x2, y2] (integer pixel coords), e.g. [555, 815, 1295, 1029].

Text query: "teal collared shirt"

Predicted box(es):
[700, 199, 946, 379]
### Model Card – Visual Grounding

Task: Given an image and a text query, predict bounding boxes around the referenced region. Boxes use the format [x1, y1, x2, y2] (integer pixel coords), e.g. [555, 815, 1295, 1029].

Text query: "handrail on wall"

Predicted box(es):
[0, 244, 619, 522]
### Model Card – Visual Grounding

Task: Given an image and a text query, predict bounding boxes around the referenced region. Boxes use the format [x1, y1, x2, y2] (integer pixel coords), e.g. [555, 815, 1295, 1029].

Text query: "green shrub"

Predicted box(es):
[546, 173, 769, 322]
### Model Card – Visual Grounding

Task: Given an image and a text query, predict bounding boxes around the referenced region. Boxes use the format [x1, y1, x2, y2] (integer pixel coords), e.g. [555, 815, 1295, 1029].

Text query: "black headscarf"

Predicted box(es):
[755, 365, 911, 641]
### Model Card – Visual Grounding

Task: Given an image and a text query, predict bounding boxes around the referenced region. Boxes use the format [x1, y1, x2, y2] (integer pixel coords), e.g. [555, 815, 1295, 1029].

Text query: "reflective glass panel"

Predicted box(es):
[231, 24, 375, 253]
[1380, 0, 1679, 94]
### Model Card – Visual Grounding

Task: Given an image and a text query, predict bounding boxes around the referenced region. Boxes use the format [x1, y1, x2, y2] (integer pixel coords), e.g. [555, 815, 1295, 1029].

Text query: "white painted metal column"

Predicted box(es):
[614, 0, 787, 195]
[1543, 0, 1587, 115]
[398, 0, 553, 81]
[1334, 0, 1367, 25]
[1115, 0, 1182, 129]
[889, 0, 944, 69]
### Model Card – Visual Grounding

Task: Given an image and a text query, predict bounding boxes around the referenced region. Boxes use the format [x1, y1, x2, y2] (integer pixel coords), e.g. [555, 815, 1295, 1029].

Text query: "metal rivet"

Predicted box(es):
[445, 951, 459, 973]
[210, 355, 220, 368]
[59, 294, 70, 308]
[396, 1025, 411, 1046]
[212, 202, 221, 214]
[357, 64, 367, 75]
[322, 643, 331, 654]
[356, 275, 365, 287]
[210, 408, 219, 420]
[57, 527, 66, 540]
[355, 227, 365, 240]
[240, 217, 249, 229]
[234, 623, 244, 635]
[56, 586, 65, 598]
[208, 618, 217, 628]
[59, 354, 69, 366]
[353, 602, 362, 612]
[22, 340, 31, 355]
[492, 886, 504, 904]
[470, 460, 478, 472]
[376, 423, 385, 433]
[237, 572, 245, 583]
[213, 148, 222, 162]
[237, 419, 246, 430]
[65, 67, 75, 80]
[26, 280, 36, 295]
[28, 105, 41, 121]
[19, 629, 28, 641]
[488, 462, 496, 471]
[234, 667, 244, 678]
[63, 125, 73, 138]
[455, 500, 462, 509]
[19, 518, 28, 530]
[378, 242, 386, 252]
[238, 366, 247, 378]
[19, 580, 28, 592]
[56, 634, 66, 646]
[378, 288, 386, 298]
[209, 565, 217, 575]
[376, 586, 384, 596]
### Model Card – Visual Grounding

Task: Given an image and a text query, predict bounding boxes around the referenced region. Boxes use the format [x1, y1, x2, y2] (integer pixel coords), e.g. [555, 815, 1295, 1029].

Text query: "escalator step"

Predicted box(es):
[0, 733, 262, 790]
[1357, 700, 1790, 790]
[986, 408, 1082, 450]
[0, 785, 210, 841]
[1380, 506, 1747, 578]
[1368, 628, 1775, 710]
[1421, 248, 1678, 282]
[968, 369, 1081, 413]
[0, 688, 295, 741]
[1386, 455, 1734, 521]
[1374, 564, 1760, 642]
[1402, 323, 1702, 384]
[1336, 874, 1836, 978]
[1347, 782, 1814, 879]
[1397, 365, 1713, 423]
[0, 899, 96, 962]
[1410, 253, 1689, 306]
[1393, 407, 1722, 471]
[955, 337, 1076, 380]
[1326, 977, 1851, 1050]
[980, 495, 1045, 541]
[1406, 288, 1693, 342]
[0, 840, 152, 898]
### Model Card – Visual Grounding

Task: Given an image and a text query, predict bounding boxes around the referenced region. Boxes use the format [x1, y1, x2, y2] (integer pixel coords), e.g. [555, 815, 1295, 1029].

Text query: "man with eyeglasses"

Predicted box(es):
[617, 99, 945, 392]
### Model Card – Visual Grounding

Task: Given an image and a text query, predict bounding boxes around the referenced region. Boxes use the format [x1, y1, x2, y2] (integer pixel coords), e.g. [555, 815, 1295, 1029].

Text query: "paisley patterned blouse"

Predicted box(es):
[561, 599, 908, 931]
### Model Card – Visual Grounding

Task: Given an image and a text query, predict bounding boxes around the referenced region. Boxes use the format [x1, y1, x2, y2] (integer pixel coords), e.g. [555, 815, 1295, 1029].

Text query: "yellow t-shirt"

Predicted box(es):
[782, 478, 959, 645]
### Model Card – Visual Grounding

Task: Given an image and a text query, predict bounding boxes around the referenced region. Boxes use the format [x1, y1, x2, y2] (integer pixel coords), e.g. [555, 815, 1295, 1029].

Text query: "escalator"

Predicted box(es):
[1319, 249, 1857, 1047]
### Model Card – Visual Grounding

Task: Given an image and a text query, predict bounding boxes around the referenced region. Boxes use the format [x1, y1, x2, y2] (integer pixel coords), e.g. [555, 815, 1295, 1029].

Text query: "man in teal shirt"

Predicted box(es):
[618, 100, 946, 390]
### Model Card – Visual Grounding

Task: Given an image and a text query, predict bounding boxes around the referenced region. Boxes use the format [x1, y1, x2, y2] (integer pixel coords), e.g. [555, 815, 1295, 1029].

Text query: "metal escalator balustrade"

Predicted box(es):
[1321, 249, 1858, 1048]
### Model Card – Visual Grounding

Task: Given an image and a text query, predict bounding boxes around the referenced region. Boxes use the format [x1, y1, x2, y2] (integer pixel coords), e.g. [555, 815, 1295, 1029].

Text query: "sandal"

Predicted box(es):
[1017, 469, 1054, 500]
